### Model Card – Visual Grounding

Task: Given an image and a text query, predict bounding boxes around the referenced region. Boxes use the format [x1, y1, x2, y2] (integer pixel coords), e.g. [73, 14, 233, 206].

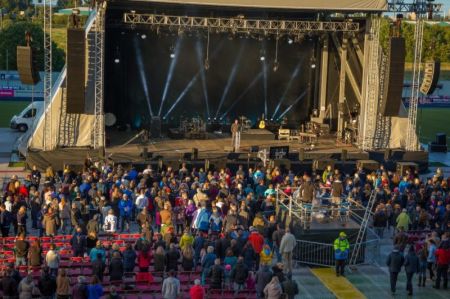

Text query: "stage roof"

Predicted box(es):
[128, 0, 388, 12]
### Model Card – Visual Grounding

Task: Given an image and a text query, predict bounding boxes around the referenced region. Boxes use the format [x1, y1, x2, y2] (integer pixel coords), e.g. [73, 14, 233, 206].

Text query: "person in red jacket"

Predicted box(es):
[189, 279, 205, 299]
[248, 226, 265, 269]
[434, 244, 450, 289]
[137, 249, 152, 272]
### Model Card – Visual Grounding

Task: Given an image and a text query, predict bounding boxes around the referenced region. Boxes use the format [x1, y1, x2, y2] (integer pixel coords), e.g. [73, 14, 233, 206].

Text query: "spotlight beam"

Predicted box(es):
[220, 71, 263, 119]
[271, 58, 305, 119]
[263, 59, 268, 118]
[164, 40, 225, 119]
[277, 90, 307, 120]
[215, 45, 244, 118]
[134, 37, 154, 117]
[196, 41, 210, 119]
[158, 38, 181, 116]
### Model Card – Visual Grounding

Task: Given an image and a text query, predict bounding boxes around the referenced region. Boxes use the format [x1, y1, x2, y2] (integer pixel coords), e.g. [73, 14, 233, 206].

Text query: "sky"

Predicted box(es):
[442, 0, 450, 16]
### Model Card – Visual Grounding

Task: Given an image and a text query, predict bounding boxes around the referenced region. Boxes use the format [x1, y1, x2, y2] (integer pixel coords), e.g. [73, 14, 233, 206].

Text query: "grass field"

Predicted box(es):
[52, 25, 68, 52]
[417, 107, 450, 144]
[0, 101, 29, 127]
[0, 101, 448, 145]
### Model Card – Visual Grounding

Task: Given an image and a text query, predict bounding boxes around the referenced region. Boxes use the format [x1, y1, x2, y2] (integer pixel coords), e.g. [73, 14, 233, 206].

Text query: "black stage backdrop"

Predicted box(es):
[105, 29, 315, 129]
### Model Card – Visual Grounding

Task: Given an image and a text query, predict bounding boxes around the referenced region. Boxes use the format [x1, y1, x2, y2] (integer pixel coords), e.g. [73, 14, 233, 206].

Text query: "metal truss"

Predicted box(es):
[93, 2, 106, 150]
[360, 17, 381, 151]
[43, 0, 52, 150]
[123, 13, 359, 34]
[387, 0, 442, 13]
[406, 15, 424, 151]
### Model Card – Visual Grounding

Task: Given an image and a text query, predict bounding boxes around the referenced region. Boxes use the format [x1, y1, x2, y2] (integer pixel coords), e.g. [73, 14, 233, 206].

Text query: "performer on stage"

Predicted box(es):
[231, 119, 240, 152]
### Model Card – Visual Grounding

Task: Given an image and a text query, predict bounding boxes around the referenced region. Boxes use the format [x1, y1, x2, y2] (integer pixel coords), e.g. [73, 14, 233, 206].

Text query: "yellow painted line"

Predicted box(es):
[310, 267, 366, 299]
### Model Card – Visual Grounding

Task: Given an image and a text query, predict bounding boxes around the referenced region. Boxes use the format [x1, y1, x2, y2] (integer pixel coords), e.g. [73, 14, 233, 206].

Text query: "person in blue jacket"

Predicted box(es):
[195, 205, 211, 233]
[119, 194, 133, 232]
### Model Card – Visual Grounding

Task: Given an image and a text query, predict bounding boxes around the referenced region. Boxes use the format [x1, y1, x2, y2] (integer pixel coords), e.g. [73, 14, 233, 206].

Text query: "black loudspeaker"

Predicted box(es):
[251, 146, 259, 153]
[269, 146, 289, 159]
[356, 160, 379, 172]
[420, 61, 440, 95]
[140, 147, 152, 160]
[16, 46, 40, 85]
[341, 149, 348, 161]
[192, 148, 199, 160]
[380, 37, 405, 116]
[66, 28, 86, 113]
[227, 153, 240, 160]
[150, 116, 161, 138]
[273, 159, 291, 169]
[436, 133, 446, 145]
[183, 152, 192, 160]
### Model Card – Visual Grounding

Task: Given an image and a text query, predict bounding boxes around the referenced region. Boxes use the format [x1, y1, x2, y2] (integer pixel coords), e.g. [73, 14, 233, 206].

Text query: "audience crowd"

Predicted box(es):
[0, 160, 448, 298]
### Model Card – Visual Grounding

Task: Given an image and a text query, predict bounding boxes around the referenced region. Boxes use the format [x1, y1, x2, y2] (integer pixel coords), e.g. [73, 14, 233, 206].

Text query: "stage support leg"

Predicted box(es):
[359, 19, 371, 146]
[337, 35, 348, 139]
[317, 35, 329, 122]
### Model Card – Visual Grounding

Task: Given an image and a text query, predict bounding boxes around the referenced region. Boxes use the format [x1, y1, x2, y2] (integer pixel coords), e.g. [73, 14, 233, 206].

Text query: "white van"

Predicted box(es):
[10, 101, 44, 132]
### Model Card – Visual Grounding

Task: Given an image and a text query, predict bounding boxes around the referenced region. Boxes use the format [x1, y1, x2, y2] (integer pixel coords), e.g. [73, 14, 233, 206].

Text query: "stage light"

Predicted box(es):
[273, 62, 279, 72]
[141, 34, 146, 39]
[114, 58, 120, 64]
[130, 10, 136, 14]
[170, 53, 175, 59]
[260, 56, 265, 61]
[311, 63, 316, 69]
[287, 37, 293, 44]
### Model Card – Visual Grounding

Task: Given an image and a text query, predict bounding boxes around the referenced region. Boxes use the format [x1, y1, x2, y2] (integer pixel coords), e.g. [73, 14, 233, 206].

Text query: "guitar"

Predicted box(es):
[258, 114, 266, 129]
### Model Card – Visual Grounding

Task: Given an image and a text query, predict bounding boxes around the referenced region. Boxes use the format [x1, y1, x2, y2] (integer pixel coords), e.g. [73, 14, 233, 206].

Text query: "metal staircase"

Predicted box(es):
[349, 190, 377, 265]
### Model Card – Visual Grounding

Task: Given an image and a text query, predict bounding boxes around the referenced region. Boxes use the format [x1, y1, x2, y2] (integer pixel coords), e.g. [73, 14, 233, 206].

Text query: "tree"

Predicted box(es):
[0, 21, 65, 71]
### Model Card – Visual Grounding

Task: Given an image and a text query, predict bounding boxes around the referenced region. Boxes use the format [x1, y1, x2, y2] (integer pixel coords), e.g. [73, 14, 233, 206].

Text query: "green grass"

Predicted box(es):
[0, 101, 29, 127]
[52, 25, 67, 53]
[417, 108, 450, 144]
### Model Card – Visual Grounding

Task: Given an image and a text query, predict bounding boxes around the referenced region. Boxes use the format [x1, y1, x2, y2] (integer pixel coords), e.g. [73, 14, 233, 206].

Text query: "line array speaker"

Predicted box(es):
[380, 37, 406, 116]
[66, 28, 86, 113]
[16, 46, 40, 85]
[420, 61, 440, 95]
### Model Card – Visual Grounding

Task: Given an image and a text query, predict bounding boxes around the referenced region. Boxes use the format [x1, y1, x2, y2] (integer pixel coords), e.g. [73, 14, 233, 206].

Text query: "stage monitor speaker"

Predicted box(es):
[380, 37, 405, 116]
[66, 28, 86, 113]
[16, 46, 40, 85]
[192, 148, 198, 160]
[269, 146, 289, 159]
[356, 160, 379, 172]
[435, 133, 446, 146]
[227, 153, 240, 160]
[251, 146, 260, 153]
[140, 147, 152, 160]
[150, 116, 161, 138]
[420, 61, 440, 95]
[183, 152, 192, 160]
[396, 162, 418, 176]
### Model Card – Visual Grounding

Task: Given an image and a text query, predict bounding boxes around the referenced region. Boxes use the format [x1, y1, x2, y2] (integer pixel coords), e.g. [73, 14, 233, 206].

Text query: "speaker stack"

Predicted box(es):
[380, 37, 406, 116]
[66, 28, 87, 113]
[16, 46, 40, 85]
[428, 133, 447, 152]
[420, 61, 440, 95]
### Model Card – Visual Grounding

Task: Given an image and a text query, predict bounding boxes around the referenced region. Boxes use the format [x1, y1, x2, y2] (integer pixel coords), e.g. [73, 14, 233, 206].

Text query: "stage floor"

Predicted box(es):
[106, 132, 363, 162]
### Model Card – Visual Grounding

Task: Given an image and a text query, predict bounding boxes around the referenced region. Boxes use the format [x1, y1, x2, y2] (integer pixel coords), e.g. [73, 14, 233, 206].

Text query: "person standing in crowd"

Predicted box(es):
[427, 239, 437, 281]
[0, 203, 13, 237]
[282, 274, 299, 299]
[46, 244, 60, 277]
[14, 234, 29, 266]
[72, 276, 88, 299]
[255, 265, 272, 299]
[92, 253, 106, 282]
[119, 194, 133, 232]
[56, 269, 71, 299]
[230, 256, 249, 293]
[231, 119, 240, 152]
[71, 226, 87, 257]
[334, 232, 350, 277]
[434, 243, 449, 289]
[161, 270, 181, 299]
[123, 244, 137, 273]
[28, 239, 42, 268]
[87, 276, 103, 299]
[386, 246, 405, 295]
[279, 227, 296, 274]
[59, 197, 71, 234]
[38, 267, 57, 299]
[189, 279, 204, 299]
[209, 258, 224, 289]
[16, 206, 28, 236]
[109, 251, 124, 282]
[263, 275, 283, 299]
[396, 209, 411, 232]
[42, 207, 59, 237]
[103, 209, 117, 233]
[404, 245, 419, 296]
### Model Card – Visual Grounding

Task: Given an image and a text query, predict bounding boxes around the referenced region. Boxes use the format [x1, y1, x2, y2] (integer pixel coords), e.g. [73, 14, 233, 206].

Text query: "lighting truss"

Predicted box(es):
[123, 13, 359, 34]
[43, 0, 52, 150]
[387, 0, 442, 13]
